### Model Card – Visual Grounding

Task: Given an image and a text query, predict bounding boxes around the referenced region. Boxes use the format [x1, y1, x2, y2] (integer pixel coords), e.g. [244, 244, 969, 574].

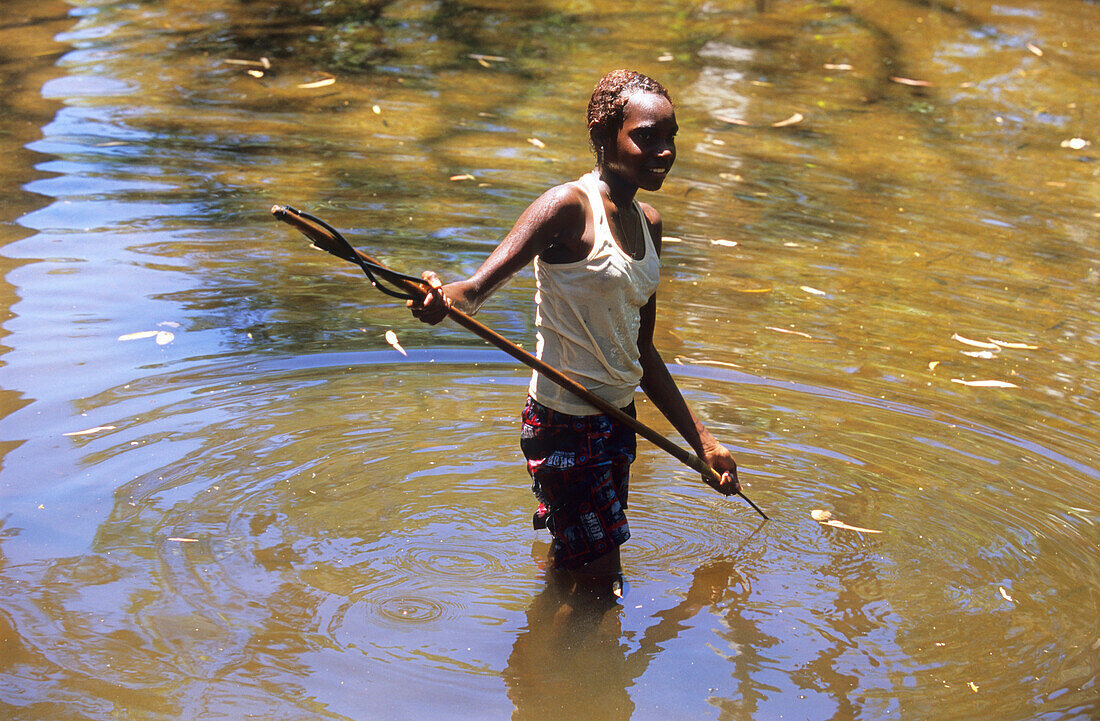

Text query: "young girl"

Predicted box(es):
[409, 69, 739, 583]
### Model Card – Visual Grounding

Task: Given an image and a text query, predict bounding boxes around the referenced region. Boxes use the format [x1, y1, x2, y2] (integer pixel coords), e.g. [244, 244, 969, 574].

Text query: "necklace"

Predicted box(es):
[607, 198, 643, 260]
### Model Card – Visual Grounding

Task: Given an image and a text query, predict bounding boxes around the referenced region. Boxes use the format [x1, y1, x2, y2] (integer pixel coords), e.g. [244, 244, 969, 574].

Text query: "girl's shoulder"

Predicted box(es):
[522, 179, 590, 235]
[636, 200, 661, 227]
[536, 178, 590, 214]
[519, 178, 595, 264]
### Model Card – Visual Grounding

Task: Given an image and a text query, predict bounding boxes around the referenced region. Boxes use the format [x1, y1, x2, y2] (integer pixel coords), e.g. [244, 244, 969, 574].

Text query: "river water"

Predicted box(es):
[0, 1, 1096, 719]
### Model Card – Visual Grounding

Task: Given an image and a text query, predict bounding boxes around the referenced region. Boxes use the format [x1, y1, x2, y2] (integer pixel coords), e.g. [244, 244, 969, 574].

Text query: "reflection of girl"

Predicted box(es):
[409, 70, 740, 584]
[504, 555, 751, 721]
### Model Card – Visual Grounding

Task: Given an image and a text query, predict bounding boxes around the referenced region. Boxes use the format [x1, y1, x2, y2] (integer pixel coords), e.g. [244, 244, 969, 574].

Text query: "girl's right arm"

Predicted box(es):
[408, 183, 587, 324]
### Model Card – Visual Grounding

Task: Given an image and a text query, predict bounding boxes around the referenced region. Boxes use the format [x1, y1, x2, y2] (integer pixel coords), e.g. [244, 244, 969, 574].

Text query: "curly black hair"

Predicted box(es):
[586, 69, 673, 162]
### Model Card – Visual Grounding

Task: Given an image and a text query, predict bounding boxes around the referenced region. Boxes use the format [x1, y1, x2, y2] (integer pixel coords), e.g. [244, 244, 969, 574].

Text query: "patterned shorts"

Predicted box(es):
[520, 397, 637, 569]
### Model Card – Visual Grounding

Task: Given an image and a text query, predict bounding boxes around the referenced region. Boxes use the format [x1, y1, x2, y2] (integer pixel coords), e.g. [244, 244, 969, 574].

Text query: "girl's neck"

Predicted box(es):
[594, 166, 637, 208]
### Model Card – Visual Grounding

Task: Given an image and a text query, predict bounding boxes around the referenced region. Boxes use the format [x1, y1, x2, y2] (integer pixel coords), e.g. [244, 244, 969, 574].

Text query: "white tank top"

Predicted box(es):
[528, 172, 661, 415]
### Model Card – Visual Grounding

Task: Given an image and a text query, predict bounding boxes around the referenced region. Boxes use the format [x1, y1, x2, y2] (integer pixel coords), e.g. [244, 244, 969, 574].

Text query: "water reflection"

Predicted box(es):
[508, 516, 899, 721]
[507, 547, 759, 721]
[1, 0, 1098, 718]
[1, 345, 1097, 718]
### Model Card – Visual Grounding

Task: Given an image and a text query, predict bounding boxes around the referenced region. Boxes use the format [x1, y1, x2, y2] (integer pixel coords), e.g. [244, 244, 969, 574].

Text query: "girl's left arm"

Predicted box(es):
[636, 204, 739, 495]
[638, 297, 739, 495]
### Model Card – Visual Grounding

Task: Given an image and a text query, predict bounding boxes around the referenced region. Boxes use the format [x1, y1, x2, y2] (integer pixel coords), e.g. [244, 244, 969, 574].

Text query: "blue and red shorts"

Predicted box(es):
[520, 396, 637, 569]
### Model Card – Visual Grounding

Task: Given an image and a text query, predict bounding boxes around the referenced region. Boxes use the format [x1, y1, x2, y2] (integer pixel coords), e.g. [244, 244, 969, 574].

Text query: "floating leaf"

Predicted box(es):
[1026, 43, 1043, 57]
[961, 350, 997, 359]
[1060, 138, 1090, 150]
[159, 321, 181, 328]
[676, 357, 742, 370]
[64, 425, 117, 437]
[800, 285, 826, 296]
[928, 361, 940, 371]
[468, 53, 508, 64]
[372, 105, 382, 115]
[767, 326, 813, 338]
[951, 379, 1019, 388]
[771, 112, 804, 128]
[118, 331, 159, 341]
[224, 59, 266, 68]
[988, 338, 1038, 350]
[449, 173, 475, 181]
[968, 682, 980, 693]
[714, 113, 751, 126]
[155, 331, 174, 345]
[823, 63, 853, 70]
[812, 509, 881, 533]
[385, 330, 407, 356]
[952, 333, 999, 349]
[167, 537, 199, 543]
[711, 238, 738, 247]
[726, 278, 771, 293]
[298, 77, 335, 89]
[999, 586, 1014, 602]
[662, 236, 682, 243]
[527, 137, 546, 149]
[822, 519, 882, 534]
[657, 53, 675, 63]
[890, 76, 932, 87]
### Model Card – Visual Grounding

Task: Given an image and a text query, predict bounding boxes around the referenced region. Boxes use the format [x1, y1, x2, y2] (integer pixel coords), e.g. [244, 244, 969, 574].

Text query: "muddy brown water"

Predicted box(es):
[0, 1, 1096, 719]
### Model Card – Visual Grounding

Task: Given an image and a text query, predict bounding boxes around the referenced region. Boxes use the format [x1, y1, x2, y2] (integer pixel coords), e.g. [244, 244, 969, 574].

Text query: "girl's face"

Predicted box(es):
[604, 92, 678, 192]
